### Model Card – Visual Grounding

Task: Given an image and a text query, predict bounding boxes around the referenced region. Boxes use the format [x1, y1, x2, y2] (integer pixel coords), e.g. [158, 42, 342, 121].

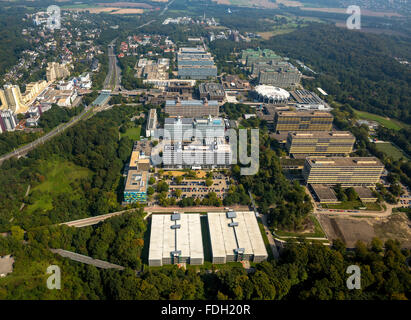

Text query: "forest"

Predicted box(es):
[1, 212, 409, 300]
[0, 105, 143, 232]
[263, 24, 411, 124]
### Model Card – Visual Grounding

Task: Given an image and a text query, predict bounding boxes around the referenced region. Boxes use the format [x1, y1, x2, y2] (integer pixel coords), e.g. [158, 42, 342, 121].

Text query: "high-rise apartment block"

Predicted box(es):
[46, 62, 70, 82]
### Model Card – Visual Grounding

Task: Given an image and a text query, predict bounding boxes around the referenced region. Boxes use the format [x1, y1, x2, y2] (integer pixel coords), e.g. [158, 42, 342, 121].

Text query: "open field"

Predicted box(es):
[375, 142, 409, 161]
[274, 215, 326, 238]
[97, 2, 153, 8]
[318, 212, 411, 248]
[353, 109, 407, 130]
[64, 6, 144, 14]
[300, 7, 403, 18]
[212, 0, 278, 9]
[121, 126, 141, 140]
[26, 160, 92, 214]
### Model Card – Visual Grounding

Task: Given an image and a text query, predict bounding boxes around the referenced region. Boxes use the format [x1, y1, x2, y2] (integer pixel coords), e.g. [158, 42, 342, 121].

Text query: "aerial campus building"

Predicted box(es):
[274, 111, 334, 132]
[163, 139, 232, 169]
[303, 157, 384, 187]
[207, 211, 268, 264]
[146, 108, 158, 137]
[199, 82, 225, 101]
[148, 213, 204, 266]
[257, 64, 301, 89]
[165, 99, 219, 117]
[286, 131, 356, 157]
[290, 90, 332, 111]
[177, 47, 217, 80]
[254, 85, 290, 104]
[163, 116, 225, 141]
[0, 110, 18, 133]
[123, 148, 150, 203]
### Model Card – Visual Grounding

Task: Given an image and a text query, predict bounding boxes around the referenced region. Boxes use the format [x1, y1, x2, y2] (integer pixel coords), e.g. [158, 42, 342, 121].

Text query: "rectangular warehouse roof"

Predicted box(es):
[207, 211, 267, 261]
[149, 214, 204, 265]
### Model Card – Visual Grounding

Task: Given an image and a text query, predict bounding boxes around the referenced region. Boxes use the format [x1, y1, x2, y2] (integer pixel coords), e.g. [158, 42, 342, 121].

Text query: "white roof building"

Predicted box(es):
[207, 211, 268, 264]
[148, 213, 204, 266]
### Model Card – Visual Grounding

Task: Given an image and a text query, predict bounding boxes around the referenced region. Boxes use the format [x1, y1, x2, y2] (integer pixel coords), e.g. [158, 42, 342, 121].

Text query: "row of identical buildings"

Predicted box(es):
[148, 211, 268, 266]
[274, 110, 384, 188]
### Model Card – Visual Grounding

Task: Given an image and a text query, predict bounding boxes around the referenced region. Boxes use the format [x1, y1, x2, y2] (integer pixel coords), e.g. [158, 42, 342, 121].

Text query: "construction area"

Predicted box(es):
[148, 213, 204, 266]
[207, 211, 268, 264]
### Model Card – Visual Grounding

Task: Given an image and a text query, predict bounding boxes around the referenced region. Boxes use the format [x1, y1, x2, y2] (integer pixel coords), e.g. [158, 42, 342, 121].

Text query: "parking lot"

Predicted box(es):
[166, 177, 230, 199]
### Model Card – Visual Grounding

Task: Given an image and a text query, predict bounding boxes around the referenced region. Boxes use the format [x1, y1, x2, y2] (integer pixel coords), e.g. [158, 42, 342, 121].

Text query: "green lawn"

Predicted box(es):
[323, 200, 382, 211]
[274, 215, 326, 238]
[25, 159, 92, 214]
[353, 109, 406, 131]
[257, 219, 274, 260]
[375, 142, 409, 161]
[121, 126, 141, 140]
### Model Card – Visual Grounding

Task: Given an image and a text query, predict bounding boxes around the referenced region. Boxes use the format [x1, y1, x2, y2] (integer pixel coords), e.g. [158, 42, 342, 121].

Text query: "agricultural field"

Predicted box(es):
[375, 142, 409, 161]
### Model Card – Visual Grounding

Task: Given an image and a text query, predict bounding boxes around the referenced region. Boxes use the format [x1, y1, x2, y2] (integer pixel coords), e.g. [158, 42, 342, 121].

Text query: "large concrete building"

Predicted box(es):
[274, 111, 333, 132]
[165, 99, 219, 117]
[303, 157, 384, 187]
[199, 82, 225, 101]
[0, 85, 26, 113]
[164, 116, 225, 141]
[123, 149, 150, 203]
[207, 211, 268, 264]
[0, 110, 18, 133]
[177, 47, 217, 80]
[146, 108, 157, 137]
[286, 131, 355, 157]
[148, 213, 204, 266]
[46, 62, 70, 82]
[163, 139, 232, 169]
[258, 64, 301, 89]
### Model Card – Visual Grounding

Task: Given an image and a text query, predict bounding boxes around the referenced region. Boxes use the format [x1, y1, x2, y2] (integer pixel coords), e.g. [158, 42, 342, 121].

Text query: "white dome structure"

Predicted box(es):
[255, 85, 290, 103]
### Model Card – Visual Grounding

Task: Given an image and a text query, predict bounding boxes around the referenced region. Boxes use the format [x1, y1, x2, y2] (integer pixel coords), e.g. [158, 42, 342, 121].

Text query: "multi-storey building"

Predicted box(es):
[123, 149, 150, 203]
[0, 85, 26, 113]
[198, 82, 225, 101]
[258, 64, 301, 89]
[146, 108, 158, 137]
[177, 47, 217, 80]
[163, 138, 231, 169]
[163, 116, 225, 141]
[0, 110, 18, 133]
[165, 99, 219, 117]
[286, 131, 355, 157]
[303, 157, 384, 187]
[46, 62, 70, 82]
[274, 111, 333, 132]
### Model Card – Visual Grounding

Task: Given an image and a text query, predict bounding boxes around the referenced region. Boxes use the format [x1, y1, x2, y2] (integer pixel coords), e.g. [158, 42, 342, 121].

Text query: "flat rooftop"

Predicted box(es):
[311, 184, 339, 203]
[207, 211, 267, 259]
[306, 157, 384, 167]
[124, 169, 149, 192]
[149, 214, 204, 263]
[277, 110, 333, 117]
[354, 187, 377, 200]
[289, 131, 355, 139]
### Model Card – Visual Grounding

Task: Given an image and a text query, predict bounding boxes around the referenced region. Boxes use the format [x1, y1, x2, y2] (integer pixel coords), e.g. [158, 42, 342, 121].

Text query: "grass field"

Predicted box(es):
[257, 220, 274, 260]
[26, 160, 92, 214]
[274, 215, 326, 238]
[121, 126, 141, 140]
[353, 109, 406, 131]
[323, 200, 382, 211]
[375, 142, 409, 161]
